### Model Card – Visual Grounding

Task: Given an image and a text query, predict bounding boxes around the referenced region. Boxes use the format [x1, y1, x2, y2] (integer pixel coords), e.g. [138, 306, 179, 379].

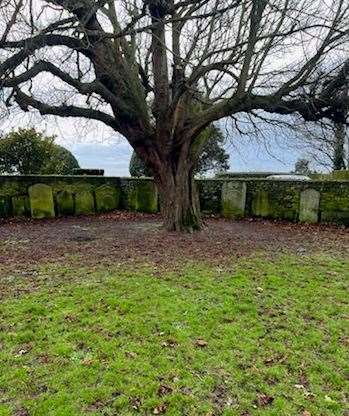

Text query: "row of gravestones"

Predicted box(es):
[222, 182, 320, 223]
[29, 183, 121, 218]
[20, 182, 159, 219]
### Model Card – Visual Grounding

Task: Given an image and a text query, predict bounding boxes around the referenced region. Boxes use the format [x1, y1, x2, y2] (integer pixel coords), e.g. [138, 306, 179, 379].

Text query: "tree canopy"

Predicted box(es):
[0, 128, 80, 175]
[0, 0, 348, 230]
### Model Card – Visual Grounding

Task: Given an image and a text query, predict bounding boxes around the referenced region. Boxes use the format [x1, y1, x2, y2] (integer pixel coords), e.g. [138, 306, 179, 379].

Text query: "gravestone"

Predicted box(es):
[29, 184, 55, 219]
[299, 189, 320, 223]
[222, 182, 247, 218]
[251, 190, 270, 217]
[128, 181, 158, 213]
[75, 190, 95, 215]
[0, 197, 11, 218]
[56, 190, 74, 216]
[12, 195, 30, 217]
[95, 185, 120, 212]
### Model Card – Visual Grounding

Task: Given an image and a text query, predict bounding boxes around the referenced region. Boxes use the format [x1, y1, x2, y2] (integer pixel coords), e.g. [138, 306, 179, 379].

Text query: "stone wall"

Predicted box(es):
[0, 175, 348, 225]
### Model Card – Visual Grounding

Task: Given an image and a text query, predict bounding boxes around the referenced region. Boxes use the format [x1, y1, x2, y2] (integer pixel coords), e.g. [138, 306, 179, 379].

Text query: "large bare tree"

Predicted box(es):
[0, 0, 348, 230]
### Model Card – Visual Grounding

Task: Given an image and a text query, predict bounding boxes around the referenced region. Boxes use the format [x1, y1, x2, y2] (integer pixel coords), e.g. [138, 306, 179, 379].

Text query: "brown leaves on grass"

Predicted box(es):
[255, 394, 274, 407]
[153, 403, 167, 414]
[157, 385, 173, 396]
[195, 338, 208, 348]
[129, 397, 142, 411]
[1, 213, 348, 286]
[14, 409, 29, 416]
[161, 339, 177, 348]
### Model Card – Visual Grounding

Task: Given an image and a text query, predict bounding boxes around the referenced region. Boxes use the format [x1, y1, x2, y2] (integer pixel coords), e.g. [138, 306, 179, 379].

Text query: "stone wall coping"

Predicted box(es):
[0, 175, 348, 185]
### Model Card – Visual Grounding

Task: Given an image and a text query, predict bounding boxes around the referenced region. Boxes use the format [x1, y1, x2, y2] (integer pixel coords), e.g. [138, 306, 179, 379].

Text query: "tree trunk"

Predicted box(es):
[154, 154, 202, 232]
[333, 122, 346, 170]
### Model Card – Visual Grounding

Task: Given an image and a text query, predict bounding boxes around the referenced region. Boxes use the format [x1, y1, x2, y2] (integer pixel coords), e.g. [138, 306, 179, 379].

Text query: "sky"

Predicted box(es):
[0, 109, 311, 176]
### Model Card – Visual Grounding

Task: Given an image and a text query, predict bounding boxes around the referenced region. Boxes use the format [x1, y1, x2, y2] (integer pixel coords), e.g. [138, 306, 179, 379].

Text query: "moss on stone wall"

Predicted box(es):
[0, 175, 348, 225]
[197, 180, 222, 214]
[320, 186, 349, 225]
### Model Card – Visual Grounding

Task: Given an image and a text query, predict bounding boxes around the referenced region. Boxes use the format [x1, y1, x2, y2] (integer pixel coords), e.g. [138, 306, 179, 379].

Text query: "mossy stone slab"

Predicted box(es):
[12, 195, 30, 217]
[299, 189, 320, 223]
[128, 181, 158, 213]
[56, 191, 74, 216]
[251, 190, 270, 217]
[0, 197, 11, 218]
[222, 182, 246, 219]
[75, 191, 95, 215]
[95, 185, 120, 212]
[29, 184, 55, 219]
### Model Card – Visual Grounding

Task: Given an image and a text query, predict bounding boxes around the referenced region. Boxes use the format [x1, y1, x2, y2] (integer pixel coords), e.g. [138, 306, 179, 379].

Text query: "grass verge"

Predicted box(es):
[0, 254, 348, 415]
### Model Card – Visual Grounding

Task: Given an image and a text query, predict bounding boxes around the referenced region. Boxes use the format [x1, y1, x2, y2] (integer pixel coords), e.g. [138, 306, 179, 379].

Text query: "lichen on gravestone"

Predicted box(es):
[75, 190, 95, 215]
[95, 185, 120, 212]
[56, 190, 74, 216]
[0, 197, 11, 218]
[222, 181, 247, 219]
[251, 190, 270, 217]
[28, 184, 55, 219]
[12, 195, 30, 217]
[128, 180, 158, 213]
[299, 189, 320, 223]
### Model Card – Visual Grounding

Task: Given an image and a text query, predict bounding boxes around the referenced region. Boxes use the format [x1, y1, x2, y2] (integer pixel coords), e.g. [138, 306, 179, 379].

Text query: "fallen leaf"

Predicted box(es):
[153, 403, 167, 414]
[125, 351, 137, 359]
[324, 395, 335, 403]
[256, 394, 274, 407]
[129, 397, 141, 411]
[14, 409, 29, 416]
[195, 339, 208, 348]
[157, 385, 173, 396]
[161, 339, 177, 348]
[16, 349, 29, 356]
[302, 411, 311, 416]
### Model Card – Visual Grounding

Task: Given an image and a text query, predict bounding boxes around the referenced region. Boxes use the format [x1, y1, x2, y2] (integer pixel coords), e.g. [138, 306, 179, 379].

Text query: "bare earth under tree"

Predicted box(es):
[0, 213, 348, 280]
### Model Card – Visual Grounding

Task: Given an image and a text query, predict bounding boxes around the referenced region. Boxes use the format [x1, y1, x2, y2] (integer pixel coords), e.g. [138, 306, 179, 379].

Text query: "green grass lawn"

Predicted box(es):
[0, 254, 348, 416]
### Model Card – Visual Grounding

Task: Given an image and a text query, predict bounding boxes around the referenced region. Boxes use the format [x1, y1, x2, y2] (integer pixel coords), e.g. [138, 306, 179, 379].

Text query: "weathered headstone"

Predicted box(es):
[12, 195, 30, 217]
[128, 181, 158, 213]
[299, 188, 320, 223]
[251, 190, 270, 217]
[56, 190, 74, 216]
[95, 185, 120, 212]
[222, 181, 247, 219]
[75, 190, 95, 215]
[0, 197, 11, 218]
[29, 184, 55, 219]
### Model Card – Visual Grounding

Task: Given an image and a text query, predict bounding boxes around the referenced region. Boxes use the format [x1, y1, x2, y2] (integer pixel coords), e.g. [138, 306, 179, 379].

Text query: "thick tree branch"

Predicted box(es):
[13, 88, 120, 130]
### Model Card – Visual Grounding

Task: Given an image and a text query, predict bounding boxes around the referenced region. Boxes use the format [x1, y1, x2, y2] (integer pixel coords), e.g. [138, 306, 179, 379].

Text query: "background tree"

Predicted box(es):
[129, 151, 153, 177]
[293, 158, 313, 176]
[0, 128, 79, 175]
[130, 124, 229, 177]
[0, 0, 348, 230]
[286, 118, 348, 171]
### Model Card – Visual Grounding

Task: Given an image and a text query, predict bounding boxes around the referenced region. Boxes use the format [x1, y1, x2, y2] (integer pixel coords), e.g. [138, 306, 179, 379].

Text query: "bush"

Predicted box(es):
[0, 128, 79, 175]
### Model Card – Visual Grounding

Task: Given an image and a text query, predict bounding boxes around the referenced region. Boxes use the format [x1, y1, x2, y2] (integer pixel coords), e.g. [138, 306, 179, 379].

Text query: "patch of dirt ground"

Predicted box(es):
[0, 212, 348, 275]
